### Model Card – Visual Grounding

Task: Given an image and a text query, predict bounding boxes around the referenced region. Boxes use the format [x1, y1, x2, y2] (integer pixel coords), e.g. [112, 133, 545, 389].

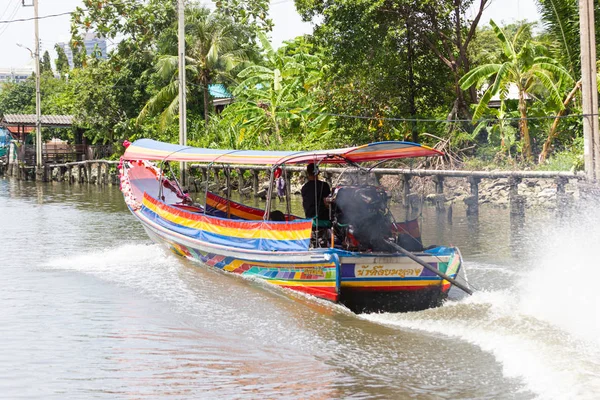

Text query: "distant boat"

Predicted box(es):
[119, 139, 469, 313]
[0, 128, 12, 164]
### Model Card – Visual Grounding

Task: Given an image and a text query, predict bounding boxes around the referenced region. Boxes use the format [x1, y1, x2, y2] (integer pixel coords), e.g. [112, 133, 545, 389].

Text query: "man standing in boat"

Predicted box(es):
[301, 163, 331, 223]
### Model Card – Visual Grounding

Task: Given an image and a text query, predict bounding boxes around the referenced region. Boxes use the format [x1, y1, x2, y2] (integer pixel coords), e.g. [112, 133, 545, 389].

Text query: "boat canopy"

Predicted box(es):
[123, 139, 442, 165]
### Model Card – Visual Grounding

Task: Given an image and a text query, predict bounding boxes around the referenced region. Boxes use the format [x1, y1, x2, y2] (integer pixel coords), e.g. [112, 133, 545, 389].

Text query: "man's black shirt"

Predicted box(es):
[301, 179, 331, 220]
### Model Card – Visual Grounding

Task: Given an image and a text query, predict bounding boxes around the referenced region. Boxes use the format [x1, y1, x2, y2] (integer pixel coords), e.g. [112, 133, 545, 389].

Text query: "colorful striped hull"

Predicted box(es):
[133, 203, 461, 312]
[139, 211, 339, 301]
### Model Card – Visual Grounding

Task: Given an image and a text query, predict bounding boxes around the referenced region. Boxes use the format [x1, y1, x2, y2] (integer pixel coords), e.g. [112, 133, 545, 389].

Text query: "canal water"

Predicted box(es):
[1, 177, 599, 399]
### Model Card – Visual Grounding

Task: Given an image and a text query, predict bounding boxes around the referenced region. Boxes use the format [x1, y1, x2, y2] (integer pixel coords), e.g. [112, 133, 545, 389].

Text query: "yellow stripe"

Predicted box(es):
[144, 198, 311, 241]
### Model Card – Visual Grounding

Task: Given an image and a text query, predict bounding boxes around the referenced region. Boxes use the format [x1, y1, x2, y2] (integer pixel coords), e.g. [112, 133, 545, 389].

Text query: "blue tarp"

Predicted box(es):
[0, 128, 11, 146]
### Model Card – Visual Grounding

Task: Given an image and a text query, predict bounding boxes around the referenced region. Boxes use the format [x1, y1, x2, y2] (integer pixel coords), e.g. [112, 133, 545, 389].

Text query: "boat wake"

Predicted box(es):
[42, 243, 204, 310]
[365, 205, 600, 400]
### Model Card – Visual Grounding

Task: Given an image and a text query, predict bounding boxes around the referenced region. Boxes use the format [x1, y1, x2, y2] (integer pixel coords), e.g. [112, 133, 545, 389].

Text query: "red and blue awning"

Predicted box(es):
[123, 139, 442, 165]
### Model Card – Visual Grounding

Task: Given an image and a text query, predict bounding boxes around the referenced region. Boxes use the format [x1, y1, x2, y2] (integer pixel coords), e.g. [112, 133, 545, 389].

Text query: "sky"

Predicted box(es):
[0, 0, 541, 69]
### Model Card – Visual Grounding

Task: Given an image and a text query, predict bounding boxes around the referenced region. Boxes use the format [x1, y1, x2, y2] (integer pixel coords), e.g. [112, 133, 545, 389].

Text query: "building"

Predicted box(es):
[0, 67, 34, 84]
[209, 83, 234, 113]
[56, 31, 107, 68]
[83, 31, 107, 59]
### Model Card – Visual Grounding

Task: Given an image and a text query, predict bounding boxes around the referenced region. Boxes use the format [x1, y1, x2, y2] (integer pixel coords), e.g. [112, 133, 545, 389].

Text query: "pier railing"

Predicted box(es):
[0, 160, 586, 215]
[189, 165, 585, 215]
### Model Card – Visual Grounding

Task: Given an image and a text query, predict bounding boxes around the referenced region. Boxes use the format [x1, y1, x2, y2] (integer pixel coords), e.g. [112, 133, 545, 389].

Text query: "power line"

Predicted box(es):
[0, 0, 19, 21]
[0, 0, 22, 37]
[0, 10, 74, 24]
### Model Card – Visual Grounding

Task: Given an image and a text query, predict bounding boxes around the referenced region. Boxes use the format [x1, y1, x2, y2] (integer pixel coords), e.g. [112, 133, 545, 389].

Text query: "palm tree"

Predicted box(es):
[535, 0, 585, 76]
[460, 20, 574, 161]
[138, 7, 250, 127]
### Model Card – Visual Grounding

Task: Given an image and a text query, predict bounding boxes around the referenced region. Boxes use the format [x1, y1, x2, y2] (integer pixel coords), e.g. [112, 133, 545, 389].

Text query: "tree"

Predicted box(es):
[459, 20, 574, 161]
[0, 79, 35, 114]
[535, 0, 600, 77]
[40, 50, 52, 74]
[538, 79, 581, 162]
[70, 41, 85, 69]
[138, 6, 252, 127]
[296, 0, 491, 121]
[214, 0, 273, 33]
[54, 44, 70, 77]
[210, 33, 333, 149]
[71, 0, 175, 54]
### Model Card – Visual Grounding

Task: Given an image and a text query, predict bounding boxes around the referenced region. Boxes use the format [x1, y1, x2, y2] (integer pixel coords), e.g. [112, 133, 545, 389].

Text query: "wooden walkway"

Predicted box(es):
[1, 160, 587, 216]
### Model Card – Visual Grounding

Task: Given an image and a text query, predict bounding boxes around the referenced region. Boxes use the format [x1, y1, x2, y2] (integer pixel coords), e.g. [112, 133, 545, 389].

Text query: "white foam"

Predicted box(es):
[42, 243, 201, 309]
[365, 204, 600, 399]
[365, 291, 600, 399]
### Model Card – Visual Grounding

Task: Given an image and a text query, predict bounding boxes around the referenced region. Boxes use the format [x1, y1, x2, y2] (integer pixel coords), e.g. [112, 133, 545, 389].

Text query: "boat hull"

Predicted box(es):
[134, 207, 462, 313]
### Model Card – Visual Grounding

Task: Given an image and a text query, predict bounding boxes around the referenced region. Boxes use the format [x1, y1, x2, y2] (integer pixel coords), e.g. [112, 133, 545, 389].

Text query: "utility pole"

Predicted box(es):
[22, 0, 43, 179]
[579, 0, 600, 182]
[178, 0, 187, 186]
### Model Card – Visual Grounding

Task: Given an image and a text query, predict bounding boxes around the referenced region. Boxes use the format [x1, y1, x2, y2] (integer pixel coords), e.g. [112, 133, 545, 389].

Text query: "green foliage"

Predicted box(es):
[54, 45, 70, 77]
[536, 136, 584, 171]
[138, 5, 255, 127]
[460, 20, 575, 161]
[535, 0, 596, 77]
[295, 0, 461, 144]
[214, 0, 273, 33]
[203, 32, 334, 150]
[40, 51, 52, 74]
[71, 0, 175, 52]
[0, 0, 587, 171]
[0, 78, 35, 114]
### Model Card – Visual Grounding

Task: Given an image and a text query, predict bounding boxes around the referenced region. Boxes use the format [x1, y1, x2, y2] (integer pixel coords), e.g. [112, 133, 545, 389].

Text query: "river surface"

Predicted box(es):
[1, 177, 599, 399]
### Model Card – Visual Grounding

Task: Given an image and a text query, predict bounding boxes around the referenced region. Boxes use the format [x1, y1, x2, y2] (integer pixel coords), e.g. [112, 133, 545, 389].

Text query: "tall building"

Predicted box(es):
[83, 31, 107, 59]
[0, 67, 34, 83]
[56, 31, 107, 68]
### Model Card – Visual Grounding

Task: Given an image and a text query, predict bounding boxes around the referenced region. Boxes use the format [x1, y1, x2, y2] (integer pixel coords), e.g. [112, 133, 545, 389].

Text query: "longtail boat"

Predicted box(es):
[119, 139, 469, 313]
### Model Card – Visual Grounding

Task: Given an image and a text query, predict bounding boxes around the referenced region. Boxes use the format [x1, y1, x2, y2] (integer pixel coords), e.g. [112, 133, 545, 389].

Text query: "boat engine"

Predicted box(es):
[330, 185, 395, 251]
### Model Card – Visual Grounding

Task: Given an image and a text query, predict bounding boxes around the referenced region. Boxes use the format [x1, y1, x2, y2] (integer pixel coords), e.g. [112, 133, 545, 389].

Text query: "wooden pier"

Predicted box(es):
[189, 165, 585, 215]
[0, 160, 586, 215]
[3, 160, 119, 186]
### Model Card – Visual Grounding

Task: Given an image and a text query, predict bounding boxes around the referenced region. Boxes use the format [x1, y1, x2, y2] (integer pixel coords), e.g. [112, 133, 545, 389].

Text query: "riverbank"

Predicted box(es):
[1, 160, 586, 213]
[384, 175, 580, 210]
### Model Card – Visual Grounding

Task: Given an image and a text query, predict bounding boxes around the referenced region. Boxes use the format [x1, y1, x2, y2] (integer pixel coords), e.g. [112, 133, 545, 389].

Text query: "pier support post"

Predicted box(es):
[225, 167, 231, 200]
[237, 168, 245, 195]
[374, 172, 383, 185]
[433, 175, 445, 211]
[213, 167, 221, 186]
[465, 176, 481, 216]
[325, 171, 333, 187]
[35, 166, 45, 182]
[555, 176, 570, 213]
[400, 174, 410, 208]
[509, 177, 525, 216]
[103, 162, 109, 185]
[252, 169, 259, 195]
[86, 162, 92, 183]
[96, 163, 101, 185]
